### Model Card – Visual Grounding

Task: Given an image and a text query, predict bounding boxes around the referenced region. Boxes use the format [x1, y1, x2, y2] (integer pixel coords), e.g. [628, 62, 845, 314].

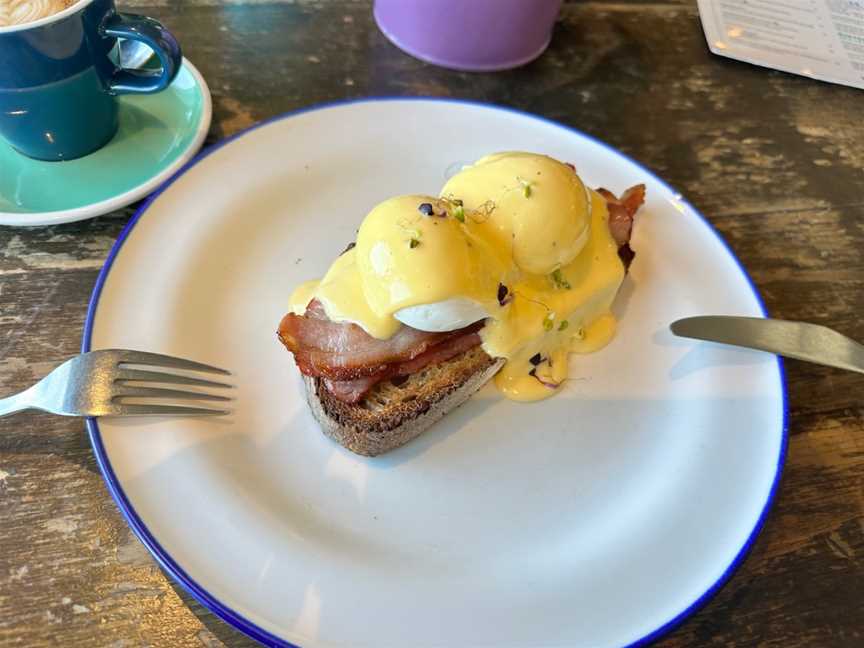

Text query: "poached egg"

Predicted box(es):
[288, 152, 626, 401]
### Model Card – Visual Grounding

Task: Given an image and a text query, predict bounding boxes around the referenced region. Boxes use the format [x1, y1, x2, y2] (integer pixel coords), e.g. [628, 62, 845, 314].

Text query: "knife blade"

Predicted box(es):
[670, 316, 864, 375]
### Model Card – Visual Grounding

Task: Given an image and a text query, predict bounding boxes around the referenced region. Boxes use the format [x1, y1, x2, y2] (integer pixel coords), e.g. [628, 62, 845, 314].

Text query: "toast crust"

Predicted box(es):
[304, 346, 504, 456]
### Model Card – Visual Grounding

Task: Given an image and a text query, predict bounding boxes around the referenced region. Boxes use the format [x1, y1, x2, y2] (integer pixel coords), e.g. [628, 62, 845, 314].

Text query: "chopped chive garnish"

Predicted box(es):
[558, 320, 569, 331]
[453, 204, 465, 222]
[418, 203, 434, 216]
[409, 238, 421, 248]
[551, 268, 572, 290]
[542, 312, 555, 331]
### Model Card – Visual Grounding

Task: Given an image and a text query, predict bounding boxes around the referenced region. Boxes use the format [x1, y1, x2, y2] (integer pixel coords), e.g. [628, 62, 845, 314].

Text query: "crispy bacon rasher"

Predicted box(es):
[597, 184, 645, 270]
[322, 330, 483, 404]
[278, 302, 484, 402]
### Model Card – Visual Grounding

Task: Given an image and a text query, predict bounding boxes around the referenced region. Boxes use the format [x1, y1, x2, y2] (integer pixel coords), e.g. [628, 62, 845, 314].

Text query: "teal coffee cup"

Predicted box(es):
[0, 0, 182, 161]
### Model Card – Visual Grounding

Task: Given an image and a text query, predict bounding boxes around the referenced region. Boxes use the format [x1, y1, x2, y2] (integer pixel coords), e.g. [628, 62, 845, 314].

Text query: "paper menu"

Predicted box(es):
[697, 0, 864, 90]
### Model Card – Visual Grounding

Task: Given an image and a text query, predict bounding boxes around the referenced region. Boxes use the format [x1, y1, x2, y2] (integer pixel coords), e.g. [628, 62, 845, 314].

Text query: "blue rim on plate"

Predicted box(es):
[82, 97, 789, 648]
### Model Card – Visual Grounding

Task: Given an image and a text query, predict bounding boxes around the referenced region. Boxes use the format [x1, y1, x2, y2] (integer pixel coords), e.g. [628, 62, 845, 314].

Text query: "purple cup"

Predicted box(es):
[374, 0, 563, 72]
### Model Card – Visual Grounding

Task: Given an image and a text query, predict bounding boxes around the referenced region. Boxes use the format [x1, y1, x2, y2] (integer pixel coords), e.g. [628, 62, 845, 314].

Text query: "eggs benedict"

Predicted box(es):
[278, 152, 645, 455]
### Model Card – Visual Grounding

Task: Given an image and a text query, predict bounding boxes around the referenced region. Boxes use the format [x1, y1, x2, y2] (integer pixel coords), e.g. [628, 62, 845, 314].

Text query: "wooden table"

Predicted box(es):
[2, 1, 863, 646]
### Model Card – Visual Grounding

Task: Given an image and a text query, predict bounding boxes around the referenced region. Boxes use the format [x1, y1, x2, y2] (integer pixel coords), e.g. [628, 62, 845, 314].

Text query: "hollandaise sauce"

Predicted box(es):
[288, 152, 626, 402]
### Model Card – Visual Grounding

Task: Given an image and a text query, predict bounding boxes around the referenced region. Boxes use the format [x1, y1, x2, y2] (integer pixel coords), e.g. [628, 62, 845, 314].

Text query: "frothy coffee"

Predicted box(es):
[0, 0, 78, 27]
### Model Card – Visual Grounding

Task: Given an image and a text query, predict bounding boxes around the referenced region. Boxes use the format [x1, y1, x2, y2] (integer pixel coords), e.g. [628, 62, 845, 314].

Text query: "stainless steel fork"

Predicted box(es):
[0, 349, 233, 418]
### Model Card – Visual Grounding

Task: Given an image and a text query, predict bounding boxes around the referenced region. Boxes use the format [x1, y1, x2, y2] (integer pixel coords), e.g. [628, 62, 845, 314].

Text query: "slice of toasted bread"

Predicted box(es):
[303, 346, 504, 456]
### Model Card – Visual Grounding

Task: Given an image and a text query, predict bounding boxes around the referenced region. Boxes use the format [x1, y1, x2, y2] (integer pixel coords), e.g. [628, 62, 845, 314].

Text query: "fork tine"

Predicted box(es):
[114, 387, 233, 402]
[112, 350, 231, 375]
[116, 368, 233, 389]
[108, 403, 231, 417]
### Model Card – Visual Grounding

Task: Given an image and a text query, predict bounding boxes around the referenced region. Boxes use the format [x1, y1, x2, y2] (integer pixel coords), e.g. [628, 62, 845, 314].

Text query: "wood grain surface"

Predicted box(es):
[1, 1, 863, 646]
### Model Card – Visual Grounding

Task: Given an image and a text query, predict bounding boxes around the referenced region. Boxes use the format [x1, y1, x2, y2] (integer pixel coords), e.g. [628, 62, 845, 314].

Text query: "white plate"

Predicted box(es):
[84, 99, 787, 648]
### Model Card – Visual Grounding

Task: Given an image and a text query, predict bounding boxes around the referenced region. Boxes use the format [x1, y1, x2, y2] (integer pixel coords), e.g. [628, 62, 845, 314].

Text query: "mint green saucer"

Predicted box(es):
[0, 59, 211, 227]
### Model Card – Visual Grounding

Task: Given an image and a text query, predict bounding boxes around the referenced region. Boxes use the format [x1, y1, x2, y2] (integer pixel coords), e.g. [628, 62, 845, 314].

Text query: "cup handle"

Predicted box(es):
[101, 13, 183, 95]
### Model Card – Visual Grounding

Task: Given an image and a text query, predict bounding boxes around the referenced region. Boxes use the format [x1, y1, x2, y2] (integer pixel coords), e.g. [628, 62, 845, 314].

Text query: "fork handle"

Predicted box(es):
[0, 389, 35, 418]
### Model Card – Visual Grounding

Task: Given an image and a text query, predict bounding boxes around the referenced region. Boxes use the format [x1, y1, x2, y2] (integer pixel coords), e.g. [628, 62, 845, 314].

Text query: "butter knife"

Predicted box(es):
[670, 316, 864, 374]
